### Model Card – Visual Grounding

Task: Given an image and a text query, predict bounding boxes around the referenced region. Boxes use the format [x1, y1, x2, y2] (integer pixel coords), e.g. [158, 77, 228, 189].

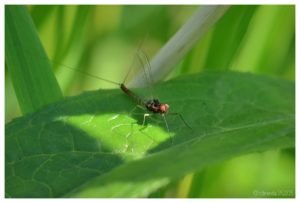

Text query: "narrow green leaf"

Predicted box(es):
[204, 5, 258, 70]
[5, 71, 294, 197]
[231, 5, 295, 75]
[5, 5, 63, 115]
[57, 5, 91, 63]
[30, 5, 57, 30]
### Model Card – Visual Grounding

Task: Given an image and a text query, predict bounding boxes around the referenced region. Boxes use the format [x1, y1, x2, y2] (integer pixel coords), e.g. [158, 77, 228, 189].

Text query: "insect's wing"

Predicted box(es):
[136, 51, 158, 100]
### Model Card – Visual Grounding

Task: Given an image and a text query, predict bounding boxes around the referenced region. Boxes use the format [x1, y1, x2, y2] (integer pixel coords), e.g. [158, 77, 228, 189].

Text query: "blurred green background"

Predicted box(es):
[5, 5, 295, 197]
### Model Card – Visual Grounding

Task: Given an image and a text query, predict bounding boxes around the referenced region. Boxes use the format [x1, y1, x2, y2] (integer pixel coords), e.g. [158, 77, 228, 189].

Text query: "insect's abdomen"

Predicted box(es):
[120, 84, 145, 107]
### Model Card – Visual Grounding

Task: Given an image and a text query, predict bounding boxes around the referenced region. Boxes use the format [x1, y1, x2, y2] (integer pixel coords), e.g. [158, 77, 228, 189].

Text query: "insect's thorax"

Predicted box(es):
[145, 99, 169, 114]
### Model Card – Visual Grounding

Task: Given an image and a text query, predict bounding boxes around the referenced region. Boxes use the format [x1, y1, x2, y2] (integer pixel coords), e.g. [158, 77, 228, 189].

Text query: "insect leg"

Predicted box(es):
[129, 105, 161, 125]
[161, 114, 169, 132]
[143, 113, 152, 126]
[162, 114, 175, 144]
[167, 112, 193, 130]
[128, 105, 145, 115]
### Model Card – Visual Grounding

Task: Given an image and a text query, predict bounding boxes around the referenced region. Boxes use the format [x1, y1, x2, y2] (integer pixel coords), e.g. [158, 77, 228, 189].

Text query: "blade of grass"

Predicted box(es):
[230, 5, 295, 76]
[52, 6, 65, 66]
[56, 5, 92, 64]
[29, 5, 57, 30]
[204, 5, 258, 70]
[5, 5, 62, 115]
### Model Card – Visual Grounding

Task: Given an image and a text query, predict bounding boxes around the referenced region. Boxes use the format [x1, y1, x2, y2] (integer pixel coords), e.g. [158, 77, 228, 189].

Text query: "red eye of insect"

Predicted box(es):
[160, 104, 169, 113]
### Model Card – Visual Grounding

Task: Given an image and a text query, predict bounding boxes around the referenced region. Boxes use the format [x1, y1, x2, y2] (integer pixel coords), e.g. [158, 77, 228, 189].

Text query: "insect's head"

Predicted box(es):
[159, 103, 169, 114]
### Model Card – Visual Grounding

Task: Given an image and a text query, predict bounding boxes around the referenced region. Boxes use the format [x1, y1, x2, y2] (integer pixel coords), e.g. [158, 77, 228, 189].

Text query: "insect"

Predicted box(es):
[57, 51, 192, 136]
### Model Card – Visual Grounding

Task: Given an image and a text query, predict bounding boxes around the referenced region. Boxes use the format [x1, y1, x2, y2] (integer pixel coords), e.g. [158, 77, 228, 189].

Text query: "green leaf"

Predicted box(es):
[5, 71, 294, 197]
[5, 5, 62, 115]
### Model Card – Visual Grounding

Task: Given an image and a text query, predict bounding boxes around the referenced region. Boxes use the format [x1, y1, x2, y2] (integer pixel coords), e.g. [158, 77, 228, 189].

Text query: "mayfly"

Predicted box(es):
[58, 51, 192, 135]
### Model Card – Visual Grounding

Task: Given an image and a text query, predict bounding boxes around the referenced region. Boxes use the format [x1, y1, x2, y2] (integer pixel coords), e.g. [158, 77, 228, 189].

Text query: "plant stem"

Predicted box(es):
[129, 5, 230, 87]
